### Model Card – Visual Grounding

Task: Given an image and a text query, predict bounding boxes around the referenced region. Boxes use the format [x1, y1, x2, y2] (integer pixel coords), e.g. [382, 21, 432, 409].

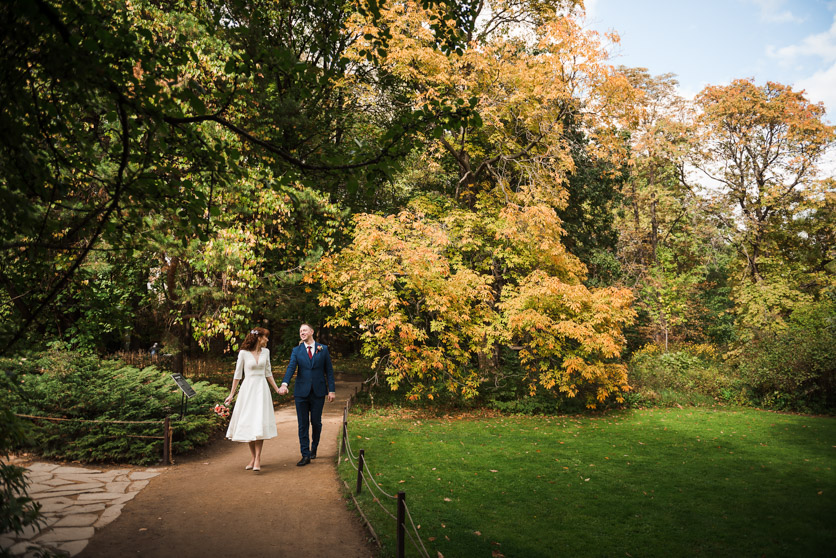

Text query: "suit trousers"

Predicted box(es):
[294, 393, 325, 458]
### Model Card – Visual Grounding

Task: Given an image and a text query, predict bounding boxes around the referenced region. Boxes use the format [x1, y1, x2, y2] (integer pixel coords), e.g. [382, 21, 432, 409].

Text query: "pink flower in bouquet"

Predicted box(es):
[213, 403, 230, 418]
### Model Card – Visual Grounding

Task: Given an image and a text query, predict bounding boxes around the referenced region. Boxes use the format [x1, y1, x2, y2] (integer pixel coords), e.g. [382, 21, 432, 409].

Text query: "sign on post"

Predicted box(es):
[170, 373, 197, 398]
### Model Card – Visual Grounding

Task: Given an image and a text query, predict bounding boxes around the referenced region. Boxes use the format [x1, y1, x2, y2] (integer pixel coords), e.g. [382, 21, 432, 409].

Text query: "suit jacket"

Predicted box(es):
[283, 342, 335, 398]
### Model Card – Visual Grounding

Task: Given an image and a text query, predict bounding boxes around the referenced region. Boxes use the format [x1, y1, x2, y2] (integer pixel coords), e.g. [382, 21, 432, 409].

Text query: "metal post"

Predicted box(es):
[356, 449, 365, 494]
[341, 422, 348, 454]
[397, 491, 406, 558]
[162, 416, 171, 465]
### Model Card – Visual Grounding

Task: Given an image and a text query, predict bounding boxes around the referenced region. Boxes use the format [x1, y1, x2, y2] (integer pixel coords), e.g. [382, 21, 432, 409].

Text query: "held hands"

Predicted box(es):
[278, 385, 288, 395]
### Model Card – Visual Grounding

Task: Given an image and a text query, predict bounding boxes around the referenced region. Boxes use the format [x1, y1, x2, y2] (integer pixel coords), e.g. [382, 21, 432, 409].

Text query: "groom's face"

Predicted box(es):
[299, 325, 313, 342]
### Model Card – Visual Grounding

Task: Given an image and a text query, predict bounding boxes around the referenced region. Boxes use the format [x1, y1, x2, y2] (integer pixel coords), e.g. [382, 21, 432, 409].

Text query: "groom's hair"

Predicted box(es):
[301, 323, 314, 333]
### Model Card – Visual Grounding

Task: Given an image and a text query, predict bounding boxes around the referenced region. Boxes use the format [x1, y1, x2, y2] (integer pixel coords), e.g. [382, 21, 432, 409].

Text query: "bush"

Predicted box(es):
[734, 300, 836, 412]
[628, 344, 734, 407]
[2, 349, 229, 465]
[0, 398, 43, 544]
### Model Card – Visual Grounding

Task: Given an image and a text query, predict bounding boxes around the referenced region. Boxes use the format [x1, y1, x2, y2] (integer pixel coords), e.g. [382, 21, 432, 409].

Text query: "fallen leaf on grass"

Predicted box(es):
[490, 469, 498, 473]
[444, 497, 452, 501]
[492, 551, 505, 557]
[474, 531, 482, 536]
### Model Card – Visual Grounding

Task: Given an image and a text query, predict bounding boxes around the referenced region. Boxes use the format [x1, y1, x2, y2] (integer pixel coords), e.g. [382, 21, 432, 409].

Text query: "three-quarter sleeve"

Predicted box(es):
[265, 349, 273, 378]
[233, 351, 245, 380]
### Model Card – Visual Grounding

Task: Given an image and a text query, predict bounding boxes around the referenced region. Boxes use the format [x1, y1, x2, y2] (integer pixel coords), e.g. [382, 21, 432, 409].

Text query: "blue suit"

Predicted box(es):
[283, 342, 336, 458]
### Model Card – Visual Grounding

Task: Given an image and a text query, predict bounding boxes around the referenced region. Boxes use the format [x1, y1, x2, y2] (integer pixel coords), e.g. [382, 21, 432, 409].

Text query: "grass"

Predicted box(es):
[337, 406, 836, 558]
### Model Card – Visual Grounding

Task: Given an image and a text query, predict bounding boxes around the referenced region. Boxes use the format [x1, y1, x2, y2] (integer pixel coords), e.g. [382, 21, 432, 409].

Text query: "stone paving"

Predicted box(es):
[0, 461, 162, 557]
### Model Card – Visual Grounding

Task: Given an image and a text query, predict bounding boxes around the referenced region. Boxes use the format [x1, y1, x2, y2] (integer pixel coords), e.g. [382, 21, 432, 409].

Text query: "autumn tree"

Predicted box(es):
[315, 1, 637, 406]
[616, 68, 734, 349]
[692, 79, 834, 284]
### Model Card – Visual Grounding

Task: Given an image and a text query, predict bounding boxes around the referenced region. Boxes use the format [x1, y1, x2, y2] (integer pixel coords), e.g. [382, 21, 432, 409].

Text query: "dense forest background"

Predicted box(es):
[1, 0, 834, 412]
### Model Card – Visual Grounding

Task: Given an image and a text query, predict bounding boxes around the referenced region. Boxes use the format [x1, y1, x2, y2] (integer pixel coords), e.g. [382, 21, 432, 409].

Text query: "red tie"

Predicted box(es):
[307, 346, 313, 359]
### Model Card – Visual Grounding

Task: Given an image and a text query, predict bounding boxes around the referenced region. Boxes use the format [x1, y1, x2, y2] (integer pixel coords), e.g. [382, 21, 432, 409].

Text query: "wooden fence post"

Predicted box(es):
[162, 416, 171, 465]
[356, 449, 365, 494]
[397, 491, 406, 558]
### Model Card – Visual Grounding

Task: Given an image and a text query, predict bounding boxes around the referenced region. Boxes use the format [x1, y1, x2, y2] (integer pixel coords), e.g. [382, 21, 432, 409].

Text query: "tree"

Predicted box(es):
[0, 0, 477, 354]
[315, 2, 638, 406]
[692, 79, 835, 284]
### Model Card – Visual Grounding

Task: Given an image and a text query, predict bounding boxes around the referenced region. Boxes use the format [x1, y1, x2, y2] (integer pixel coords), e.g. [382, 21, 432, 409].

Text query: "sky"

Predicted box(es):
[584, 0, 836, 116]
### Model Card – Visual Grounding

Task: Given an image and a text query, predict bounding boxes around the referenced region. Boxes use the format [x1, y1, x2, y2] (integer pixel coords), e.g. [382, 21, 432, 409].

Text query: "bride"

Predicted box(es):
[224, 327, 281, 471]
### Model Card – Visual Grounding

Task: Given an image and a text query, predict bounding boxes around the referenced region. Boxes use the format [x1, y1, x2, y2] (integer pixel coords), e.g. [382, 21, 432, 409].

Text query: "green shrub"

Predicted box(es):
[2, 349, 228, 465]
[1, 394, 43, 542]
[734, 300, 836, 412]
[628, 344, 734, 407]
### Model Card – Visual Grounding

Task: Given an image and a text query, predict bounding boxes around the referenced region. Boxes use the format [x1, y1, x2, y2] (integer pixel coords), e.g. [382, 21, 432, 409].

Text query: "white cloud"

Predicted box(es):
[769, 17, 836, 63]
[795, 61, 836, 116]
[746, 0, 805, 23]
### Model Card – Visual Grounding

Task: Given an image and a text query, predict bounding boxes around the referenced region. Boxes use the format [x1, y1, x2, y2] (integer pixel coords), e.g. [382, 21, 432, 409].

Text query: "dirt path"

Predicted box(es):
[77, 380, 375, 558]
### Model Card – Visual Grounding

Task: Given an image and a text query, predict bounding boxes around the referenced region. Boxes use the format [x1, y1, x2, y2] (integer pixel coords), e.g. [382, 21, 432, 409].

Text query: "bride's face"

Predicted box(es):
[258, 335, 269, 349]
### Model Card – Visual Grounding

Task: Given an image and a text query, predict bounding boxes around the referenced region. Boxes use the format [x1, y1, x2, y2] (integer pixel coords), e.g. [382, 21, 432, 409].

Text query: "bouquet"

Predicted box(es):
[212, 403, 230, 418]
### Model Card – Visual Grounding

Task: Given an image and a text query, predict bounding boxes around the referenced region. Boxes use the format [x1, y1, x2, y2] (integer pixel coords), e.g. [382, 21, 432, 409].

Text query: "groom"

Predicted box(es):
[278, 324, 335, 466]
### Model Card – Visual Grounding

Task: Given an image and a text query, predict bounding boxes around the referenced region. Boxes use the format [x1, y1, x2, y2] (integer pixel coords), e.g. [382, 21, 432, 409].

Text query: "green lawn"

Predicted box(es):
[337, 407, 836, 558]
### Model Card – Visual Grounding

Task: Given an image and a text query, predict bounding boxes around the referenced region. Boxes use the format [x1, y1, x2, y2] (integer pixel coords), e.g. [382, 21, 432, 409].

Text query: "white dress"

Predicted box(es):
[225, 349, 278, 442]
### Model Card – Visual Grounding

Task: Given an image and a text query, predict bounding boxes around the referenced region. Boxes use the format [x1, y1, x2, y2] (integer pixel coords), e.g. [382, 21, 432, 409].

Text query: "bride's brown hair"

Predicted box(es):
[241, 327, 270, 351]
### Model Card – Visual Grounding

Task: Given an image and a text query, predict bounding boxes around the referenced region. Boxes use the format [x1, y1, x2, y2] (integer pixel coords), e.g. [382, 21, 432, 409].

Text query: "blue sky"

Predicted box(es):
[585, 0, 836, 115]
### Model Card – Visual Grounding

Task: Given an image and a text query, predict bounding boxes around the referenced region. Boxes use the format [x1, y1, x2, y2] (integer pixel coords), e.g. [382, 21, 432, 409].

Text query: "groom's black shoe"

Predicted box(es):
[310, 451, 317, 459]
[296, 456, 311, 466]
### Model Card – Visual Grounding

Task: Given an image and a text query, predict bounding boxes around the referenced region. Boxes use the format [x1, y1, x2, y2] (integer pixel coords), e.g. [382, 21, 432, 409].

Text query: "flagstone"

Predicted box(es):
[113, 474, 131, 483]
[53, 513, 99, 528]
[25, 483, 52, 494]
[38, 499, 76, 513]
[58, 539, 89, 557]
[76, 492, 129, 501]
[112, 492, 138, 505]
[47, 482, 104, 492]
[128, 471, 160, 481]
[52, 473, 114, 483]
[128, 479, 150, 492]
[8, 541, 43, 556]
[51, 466, 101, 475]
[35, 526, 95, 543]
[16, 521, 46, 539]
[24, 463, 59, 472]
[93, 504, 124, 529]
[104, 481, 131, 494]
[23, 473, 52, 483]
[41, 478, 76, 487]
[36, 488, 105, 499]
[62, 503, 107, 514]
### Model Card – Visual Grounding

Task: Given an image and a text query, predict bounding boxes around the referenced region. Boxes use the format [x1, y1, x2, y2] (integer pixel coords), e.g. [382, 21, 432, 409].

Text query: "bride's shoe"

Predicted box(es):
[245, 465, 253, 470]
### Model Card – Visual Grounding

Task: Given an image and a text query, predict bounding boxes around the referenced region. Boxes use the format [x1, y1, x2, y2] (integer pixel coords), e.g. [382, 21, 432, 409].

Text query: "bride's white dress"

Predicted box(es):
[226, 349, 277, 442]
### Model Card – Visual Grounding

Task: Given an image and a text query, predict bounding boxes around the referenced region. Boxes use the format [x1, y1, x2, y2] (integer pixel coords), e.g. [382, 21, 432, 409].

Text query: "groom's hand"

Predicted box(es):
[278, 383, 288, 395]
[327, 392, 336, 403]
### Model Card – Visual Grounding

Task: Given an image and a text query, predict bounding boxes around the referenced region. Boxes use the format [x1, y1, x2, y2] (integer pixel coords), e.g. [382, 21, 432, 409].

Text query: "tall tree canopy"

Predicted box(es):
[0, 0, 474, 353]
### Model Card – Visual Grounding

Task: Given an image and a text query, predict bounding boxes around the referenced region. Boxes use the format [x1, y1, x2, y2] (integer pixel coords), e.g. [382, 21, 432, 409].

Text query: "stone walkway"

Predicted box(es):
[1, 462, 162, 557]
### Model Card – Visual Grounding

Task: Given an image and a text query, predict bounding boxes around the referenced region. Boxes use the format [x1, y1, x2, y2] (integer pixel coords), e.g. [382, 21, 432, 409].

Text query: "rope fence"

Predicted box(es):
[338, 388, 431, 558]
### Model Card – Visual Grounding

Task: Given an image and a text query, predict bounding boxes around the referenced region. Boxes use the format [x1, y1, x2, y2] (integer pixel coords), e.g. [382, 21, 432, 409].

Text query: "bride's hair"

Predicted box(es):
[241, 327, 270, 351]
